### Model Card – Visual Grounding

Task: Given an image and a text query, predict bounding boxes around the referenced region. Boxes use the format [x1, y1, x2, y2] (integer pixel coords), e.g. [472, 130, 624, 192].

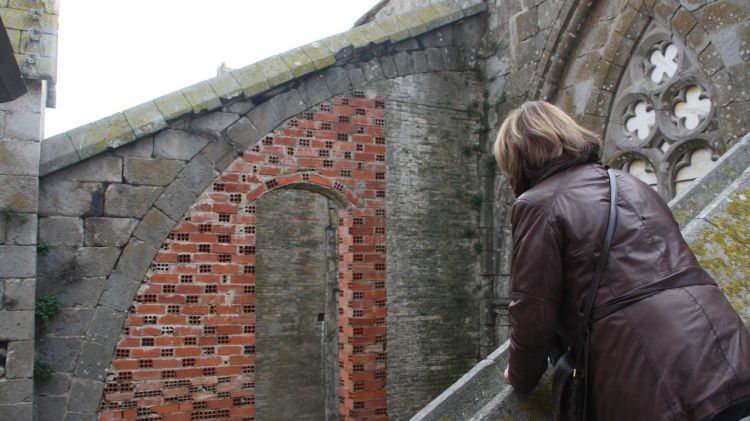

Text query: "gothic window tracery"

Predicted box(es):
[606, 23, 725, 200]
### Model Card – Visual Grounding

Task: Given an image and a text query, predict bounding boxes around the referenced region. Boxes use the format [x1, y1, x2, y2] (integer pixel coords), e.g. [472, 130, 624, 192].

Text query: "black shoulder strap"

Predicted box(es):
[582, 168, 618, 326]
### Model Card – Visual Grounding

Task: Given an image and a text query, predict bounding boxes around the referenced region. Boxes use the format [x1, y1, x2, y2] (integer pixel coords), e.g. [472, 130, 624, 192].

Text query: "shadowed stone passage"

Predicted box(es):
[256, 189, 340, 421]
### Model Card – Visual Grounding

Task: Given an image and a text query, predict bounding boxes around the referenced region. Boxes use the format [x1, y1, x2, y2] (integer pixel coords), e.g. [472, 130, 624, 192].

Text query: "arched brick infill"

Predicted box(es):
[99, 93, 387, 421]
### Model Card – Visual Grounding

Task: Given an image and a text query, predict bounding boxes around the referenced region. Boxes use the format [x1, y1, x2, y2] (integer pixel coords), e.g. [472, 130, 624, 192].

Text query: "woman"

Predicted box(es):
[493, 101, 750, 420]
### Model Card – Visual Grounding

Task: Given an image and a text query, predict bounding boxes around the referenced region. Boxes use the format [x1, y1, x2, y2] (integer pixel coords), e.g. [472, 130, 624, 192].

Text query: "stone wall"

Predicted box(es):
[368, 72, 484, 420]
[255, 189, 339, 421]
[0, 78, 44, 421]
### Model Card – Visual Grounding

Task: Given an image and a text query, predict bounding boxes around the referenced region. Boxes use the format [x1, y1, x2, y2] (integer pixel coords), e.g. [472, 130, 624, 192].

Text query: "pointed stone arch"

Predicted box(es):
[94, 92, 388, 420]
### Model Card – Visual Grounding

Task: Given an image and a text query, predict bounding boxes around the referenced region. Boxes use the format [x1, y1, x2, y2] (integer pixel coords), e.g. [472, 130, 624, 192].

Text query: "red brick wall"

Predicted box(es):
[99, 92, 388, 421]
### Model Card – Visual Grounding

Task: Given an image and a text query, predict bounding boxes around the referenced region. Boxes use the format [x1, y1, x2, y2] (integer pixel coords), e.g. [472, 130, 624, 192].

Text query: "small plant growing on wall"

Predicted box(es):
[34, 359, 53, 381]
[481, 153, 497, 169]
[0, 206, 30, 223]
[469, 193, 483, 210]
[461, 143, 482, 156]
[35, 293, 62, 329]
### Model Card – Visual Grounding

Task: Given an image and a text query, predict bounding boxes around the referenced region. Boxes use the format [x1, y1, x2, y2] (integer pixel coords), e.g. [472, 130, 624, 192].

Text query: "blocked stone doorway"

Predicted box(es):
[255, 188, 340, 421]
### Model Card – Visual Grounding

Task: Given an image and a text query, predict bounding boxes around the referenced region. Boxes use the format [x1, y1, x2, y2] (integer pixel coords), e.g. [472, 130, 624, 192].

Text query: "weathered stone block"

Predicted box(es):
[246, 101, 281, 139]
[4, 109, 41, 142]
[323, 66, 352, 96]
[412, 50, 429, 73]
[227, 100, 254, 115]
[154, 129, 210, 161]
[54, 154, 122, 183]
[301, 41, 336, 70]
[318, 34, 353, 57]
[103, 184, 162, 218]
[256, 55, 294, 87]
[86, 306, 126, 348]
[74, 341, 114, 382]
[426, 47, 444, 71]
[40, 133, 79, 175]
[182, 81, 222, 114]
[37, 275, 105, 309]
[112, 136, 153, 158]
[345, 22, 389, 48]
[0, 174, 37, 213]
[115, 238, 156, 282]
[230, 64, 271, 98]
[0, 378, 32, 403]
[225, 117, 262, 152]
[190, 112, 239, 135]
[123, 101, 167, 139]
[0, 138, 39, 176]
[39, 179, 103, 217]
[208, 72, 243, 102]
[394, 51, 415, 76]
[362, 58, 385, 82]
[380, 55, 398, 79]
[36, 337, 81, 372]
[35, 396, 67, 421]
[298, 74, 332, 107]
[99, 272, 141, 312]
[0, 403, 32, 421]
[47, 308, 93, 336]
[0, 246, 35, 278]
[67, 378, 105, 413]
[347, 67, 366, 88]
[3, 278, 34, 310]
[75, 247, 120, 278]
[153, 91, 192, 122]
[132, 208, 174, 248]
[123, 157, 184, 186]
[269, 89, 307, 121]
[5, 213, 36, 245]
[35, 373, 71, 396]
[83, 217, 137, 247]
[200, 140, 237, 171]
[95, 112, 136, 149]
[0, 310, 33, 340]
[5, 340, 33, 378]
[442, 47, 460, 71]
[177, 154, 216, 196]
[65, 122, 107, 162]
[279, 48, 317, 78]
[378, 14, 411, 44]
[154, 179, 198, 221]
[36, 245, 77, 281]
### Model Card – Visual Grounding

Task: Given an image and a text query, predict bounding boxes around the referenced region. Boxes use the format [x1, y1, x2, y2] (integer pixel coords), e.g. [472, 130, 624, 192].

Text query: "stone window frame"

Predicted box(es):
[606, 22, 725, 200]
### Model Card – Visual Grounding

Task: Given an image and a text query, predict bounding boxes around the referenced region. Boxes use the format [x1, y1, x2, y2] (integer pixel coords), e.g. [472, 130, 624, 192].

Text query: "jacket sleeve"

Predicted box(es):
[508, 199, 563, 393]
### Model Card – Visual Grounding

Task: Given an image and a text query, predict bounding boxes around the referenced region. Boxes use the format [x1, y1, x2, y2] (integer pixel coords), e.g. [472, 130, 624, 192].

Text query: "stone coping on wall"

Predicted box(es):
[39, 0, 486, 176]
[669, 131, 750, 227]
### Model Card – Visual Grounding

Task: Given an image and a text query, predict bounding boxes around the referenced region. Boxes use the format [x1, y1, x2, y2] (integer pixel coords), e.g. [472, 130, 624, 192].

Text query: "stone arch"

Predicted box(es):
[551, 0, 750, 200]
[93, 92, 388, 420]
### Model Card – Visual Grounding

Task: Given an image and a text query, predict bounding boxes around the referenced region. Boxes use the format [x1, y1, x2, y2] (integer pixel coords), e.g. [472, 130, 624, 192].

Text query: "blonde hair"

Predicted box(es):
[493, 101, 602, 195]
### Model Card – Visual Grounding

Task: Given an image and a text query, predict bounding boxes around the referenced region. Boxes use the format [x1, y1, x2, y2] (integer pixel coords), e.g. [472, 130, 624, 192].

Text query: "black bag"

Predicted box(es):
[552, 351, 585, 421]
[551, 168, 618, 421]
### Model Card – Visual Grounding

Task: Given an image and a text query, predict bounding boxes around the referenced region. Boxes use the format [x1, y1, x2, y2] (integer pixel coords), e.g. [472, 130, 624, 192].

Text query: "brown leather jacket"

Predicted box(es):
[507, 163, 750, 420]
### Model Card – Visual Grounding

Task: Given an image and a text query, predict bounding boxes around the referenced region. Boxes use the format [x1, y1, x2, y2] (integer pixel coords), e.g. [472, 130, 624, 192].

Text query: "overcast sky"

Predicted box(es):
[45, 0, 381, 137]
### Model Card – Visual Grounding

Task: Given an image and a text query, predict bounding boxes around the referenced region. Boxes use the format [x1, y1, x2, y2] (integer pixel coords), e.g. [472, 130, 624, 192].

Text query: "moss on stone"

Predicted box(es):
[690, 184, 750, 321]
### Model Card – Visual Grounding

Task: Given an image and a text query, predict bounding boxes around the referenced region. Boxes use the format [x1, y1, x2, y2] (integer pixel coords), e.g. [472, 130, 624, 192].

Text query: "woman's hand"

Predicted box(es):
[504, 365, 510, 385]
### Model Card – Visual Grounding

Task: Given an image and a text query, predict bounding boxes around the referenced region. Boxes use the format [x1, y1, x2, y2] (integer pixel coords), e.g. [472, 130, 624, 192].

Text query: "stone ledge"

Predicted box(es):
[39, 0, 486, 176]
[670, 131, 750, 227]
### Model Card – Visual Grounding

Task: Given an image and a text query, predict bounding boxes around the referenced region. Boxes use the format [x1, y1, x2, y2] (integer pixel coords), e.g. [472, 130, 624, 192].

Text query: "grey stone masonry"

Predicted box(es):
[38, 0, 489, 176]
[0, 80, 43, 420]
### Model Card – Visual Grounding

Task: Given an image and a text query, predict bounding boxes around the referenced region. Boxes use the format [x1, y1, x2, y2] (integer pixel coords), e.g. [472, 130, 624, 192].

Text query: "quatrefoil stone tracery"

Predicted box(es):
[649, 44, 678, 83]
[625, 101, 655, 140]
[674, 85, 711, 130]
